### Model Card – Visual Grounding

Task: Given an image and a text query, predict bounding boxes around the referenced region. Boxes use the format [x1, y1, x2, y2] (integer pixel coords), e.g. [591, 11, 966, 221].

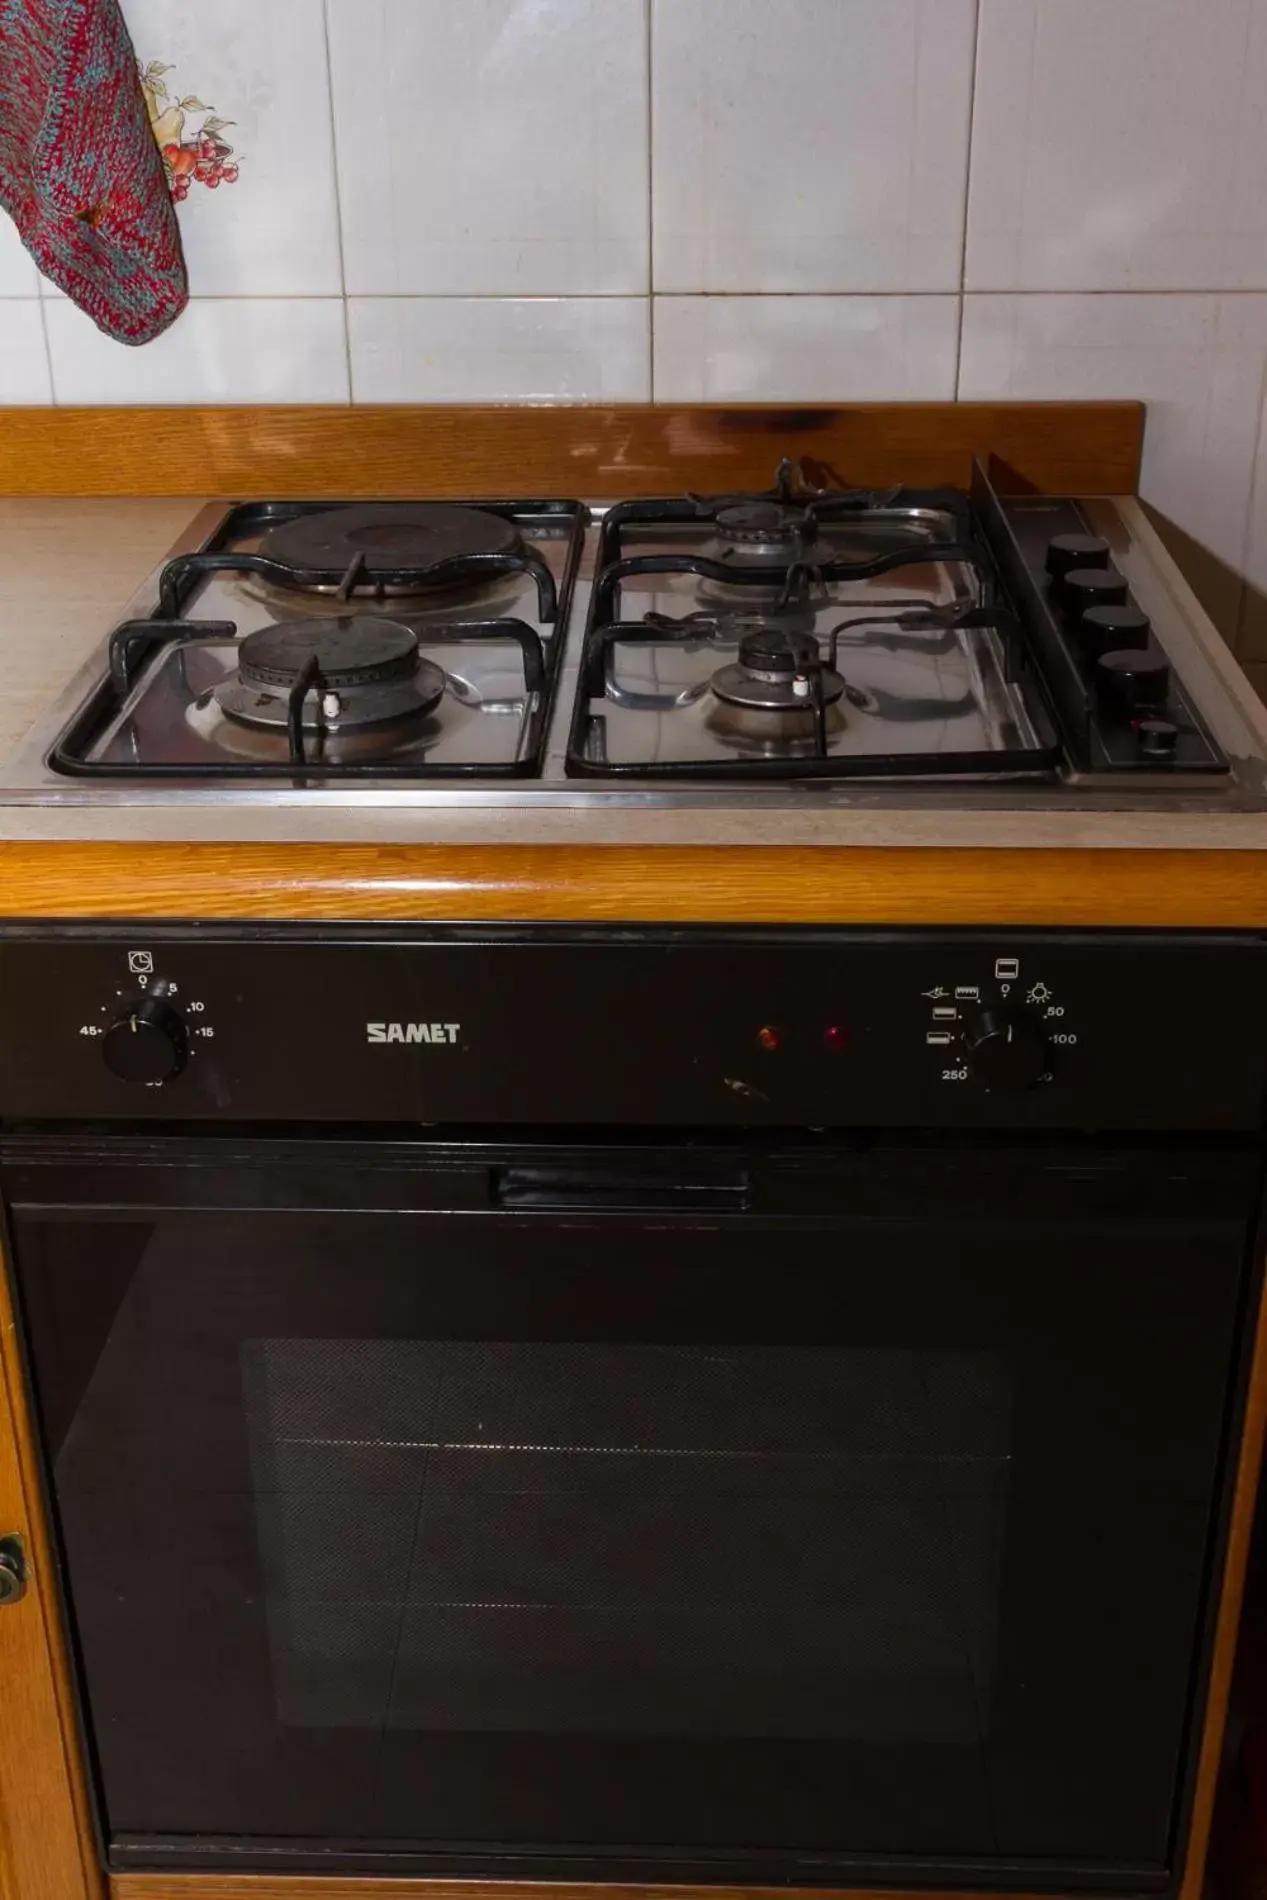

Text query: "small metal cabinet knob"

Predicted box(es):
[0, 1534, 27, 1605]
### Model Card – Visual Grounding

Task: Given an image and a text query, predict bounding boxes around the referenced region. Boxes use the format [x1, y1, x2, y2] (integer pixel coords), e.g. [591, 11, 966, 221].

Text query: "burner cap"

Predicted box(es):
[216, 615, 445, 733]
[239, 616, 420, 690]
[259, 503, 522, 591]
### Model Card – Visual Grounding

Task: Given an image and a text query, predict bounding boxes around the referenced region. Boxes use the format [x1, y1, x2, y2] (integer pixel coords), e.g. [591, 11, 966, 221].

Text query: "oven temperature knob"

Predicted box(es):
[961, 1006, 1048, 1092]
[101, 994, 188, 1084]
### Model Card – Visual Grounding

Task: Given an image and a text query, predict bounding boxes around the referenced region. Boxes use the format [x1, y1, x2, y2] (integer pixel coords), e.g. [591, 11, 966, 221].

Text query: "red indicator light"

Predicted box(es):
[823, 1024, 849, 1053]
[756, 1025, 782, 1052]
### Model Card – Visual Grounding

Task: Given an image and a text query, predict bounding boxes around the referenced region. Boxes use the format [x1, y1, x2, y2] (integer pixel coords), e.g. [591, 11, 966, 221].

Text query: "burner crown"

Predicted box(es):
[737, 625, 822, 679]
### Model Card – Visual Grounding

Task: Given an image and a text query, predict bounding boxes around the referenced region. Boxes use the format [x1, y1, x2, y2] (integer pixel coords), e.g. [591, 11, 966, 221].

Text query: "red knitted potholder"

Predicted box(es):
[0, 0, 188, 344]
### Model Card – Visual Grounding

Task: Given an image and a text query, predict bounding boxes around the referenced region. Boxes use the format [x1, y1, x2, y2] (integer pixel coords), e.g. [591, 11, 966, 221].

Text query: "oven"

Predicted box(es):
[3, 924, 1266, 1891]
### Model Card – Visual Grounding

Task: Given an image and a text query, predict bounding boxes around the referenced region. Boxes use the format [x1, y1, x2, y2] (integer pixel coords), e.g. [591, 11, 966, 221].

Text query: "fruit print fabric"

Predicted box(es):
[139, 59, 242, 204]
[0, 0, 187, 343]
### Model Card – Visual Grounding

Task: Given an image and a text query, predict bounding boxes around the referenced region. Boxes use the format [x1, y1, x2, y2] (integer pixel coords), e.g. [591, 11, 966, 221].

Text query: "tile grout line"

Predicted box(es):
[33, 287, 57, 406]
[953, 0, 983, 398]
[318, 0, 355, 405]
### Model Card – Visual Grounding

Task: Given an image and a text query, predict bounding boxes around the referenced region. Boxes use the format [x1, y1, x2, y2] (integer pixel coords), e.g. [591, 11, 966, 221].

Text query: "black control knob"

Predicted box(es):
[1045, 533, 1110, 583]
[1096, 647, 1171, 714]
[1136, 716, 1180, 759]
[101, 993, 187, 1084]
[1062, 565, 1129, 619]
[1078, 603, 1151, 661]
[962, 1006, 1048, 1092]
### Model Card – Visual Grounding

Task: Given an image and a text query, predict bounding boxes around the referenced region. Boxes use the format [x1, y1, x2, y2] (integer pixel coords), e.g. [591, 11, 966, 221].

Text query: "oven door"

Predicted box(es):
[3, 1134, 1258, 1889]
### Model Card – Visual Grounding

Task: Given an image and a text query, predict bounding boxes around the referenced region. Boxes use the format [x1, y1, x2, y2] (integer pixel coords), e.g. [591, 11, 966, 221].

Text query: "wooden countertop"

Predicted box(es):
[0, 497, 198, 759]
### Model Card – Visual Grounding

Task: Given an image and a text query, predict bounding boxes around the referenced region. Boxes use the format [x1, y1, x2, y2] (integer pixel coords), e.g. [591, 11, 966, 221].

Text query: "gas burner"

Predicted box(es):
[711, 626, 846, 714]
[215, 615, 446, 733]
[689, 499, 963, 613]
[258, 504, 523, 598]
[707, 626, 848, 749]
[711, 502, 815, 565]
[696, 504, 814, 607]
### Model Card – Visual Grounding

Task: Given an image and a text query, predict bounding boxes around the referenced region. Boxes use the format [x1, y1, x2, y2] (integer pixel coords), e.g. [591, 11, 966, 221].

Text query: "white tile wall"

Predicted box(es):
[44, 298, 349, 403]
[652, 0, 976, 295]
[349, 297, 649, 401]
[328, 0, 648, 295]
[0, 218, 38, 297]
[966, 0, 1267, 293]
[3, 0, 1267, 621]
[654, 297, 959, 402]
[0, 305, 52, 403]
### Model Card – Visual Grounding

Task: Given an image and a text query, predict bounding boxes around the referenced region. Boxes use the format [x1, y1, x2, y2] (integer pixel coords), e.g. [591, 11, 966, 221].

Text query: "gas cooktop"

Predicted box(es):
[8, 458, 1267, 812]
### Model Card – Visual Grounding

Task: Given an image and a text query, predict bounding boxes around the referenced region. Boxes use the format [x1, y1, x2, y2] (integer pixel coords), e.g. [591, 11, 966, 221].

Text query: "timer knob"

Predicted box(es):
[102, 992, 188, 1084]
[961, 1006, 1048, 1092]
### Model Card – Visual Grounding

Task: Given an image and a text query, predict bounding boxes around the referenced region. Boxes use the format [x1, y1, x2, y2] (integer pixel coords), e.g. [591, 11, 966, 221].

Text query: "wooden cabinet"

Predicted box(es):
[0, 1274, 100, 1900]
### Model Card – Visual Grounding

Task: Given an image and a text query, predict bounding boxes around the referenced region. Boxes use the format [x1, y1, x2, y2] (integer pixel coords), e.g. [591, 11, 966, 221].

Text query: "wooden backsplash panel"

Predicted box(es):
[0, 402, 1143, 499]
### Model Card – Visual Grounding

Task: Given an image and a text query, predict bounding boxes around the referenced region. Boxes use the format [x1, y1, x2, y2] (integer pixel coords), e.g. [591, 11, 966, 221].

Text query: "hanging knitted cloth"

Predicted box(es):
[0, 0, 187, 344]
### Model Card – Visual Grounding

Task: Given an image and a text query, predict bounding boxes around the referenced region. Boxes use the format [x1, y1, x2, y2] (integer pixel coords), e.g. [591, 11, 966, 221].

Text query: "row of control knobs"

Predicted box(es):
[99, 994, 1055, 1093]
[1045, 534, 1177, 757]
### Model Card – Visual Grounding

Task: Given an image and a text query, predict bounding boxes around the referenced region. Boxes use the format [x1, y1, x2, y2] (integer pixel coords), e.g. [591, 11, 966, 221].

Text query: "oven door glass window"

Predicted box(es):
[6, 1141, 1252, 1883]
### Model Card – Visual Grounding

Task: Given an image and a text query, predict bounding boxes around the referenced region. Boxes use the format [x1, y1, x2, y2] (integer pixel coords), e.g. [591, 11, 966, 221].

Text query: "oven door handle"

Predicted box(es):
[491, 1164, 751, 1214]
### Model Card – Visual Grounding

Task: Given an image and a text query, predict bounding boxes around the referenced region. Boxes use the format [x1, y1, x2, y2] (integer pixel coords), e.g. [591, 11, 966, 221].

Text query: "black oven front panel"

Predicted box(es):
[0, 924, 1263, 1127]
[5, 921, 1267, 1889]
[3, 1133, 1258, 1888]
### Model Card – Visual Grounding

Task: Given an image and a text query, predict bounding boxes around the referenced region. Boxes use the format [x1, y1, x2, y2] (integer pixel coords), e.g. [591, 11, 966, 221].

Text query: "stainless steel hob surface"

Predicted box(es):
[4, 463, 1267, 821]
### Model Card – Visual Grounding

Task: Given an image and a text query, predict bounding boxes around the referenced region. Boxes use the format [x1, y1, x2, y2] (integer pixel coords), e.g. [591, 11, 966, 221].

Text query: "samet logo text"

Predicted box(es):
[366, 1022, 462, 1045]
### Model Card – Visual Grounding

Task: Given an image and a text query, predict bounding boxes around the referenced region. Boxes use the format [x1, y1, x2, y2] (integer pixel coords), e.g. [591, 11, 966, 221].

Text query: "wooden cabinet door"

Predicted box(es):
[0, 1260, 99, 1900]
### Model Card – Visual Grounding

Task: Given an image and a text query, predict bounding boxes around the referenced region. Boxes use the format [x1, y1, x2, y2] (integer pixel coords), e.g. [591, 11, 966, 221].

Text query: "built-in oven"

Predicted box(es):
[2, 925, 1266, 1893]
